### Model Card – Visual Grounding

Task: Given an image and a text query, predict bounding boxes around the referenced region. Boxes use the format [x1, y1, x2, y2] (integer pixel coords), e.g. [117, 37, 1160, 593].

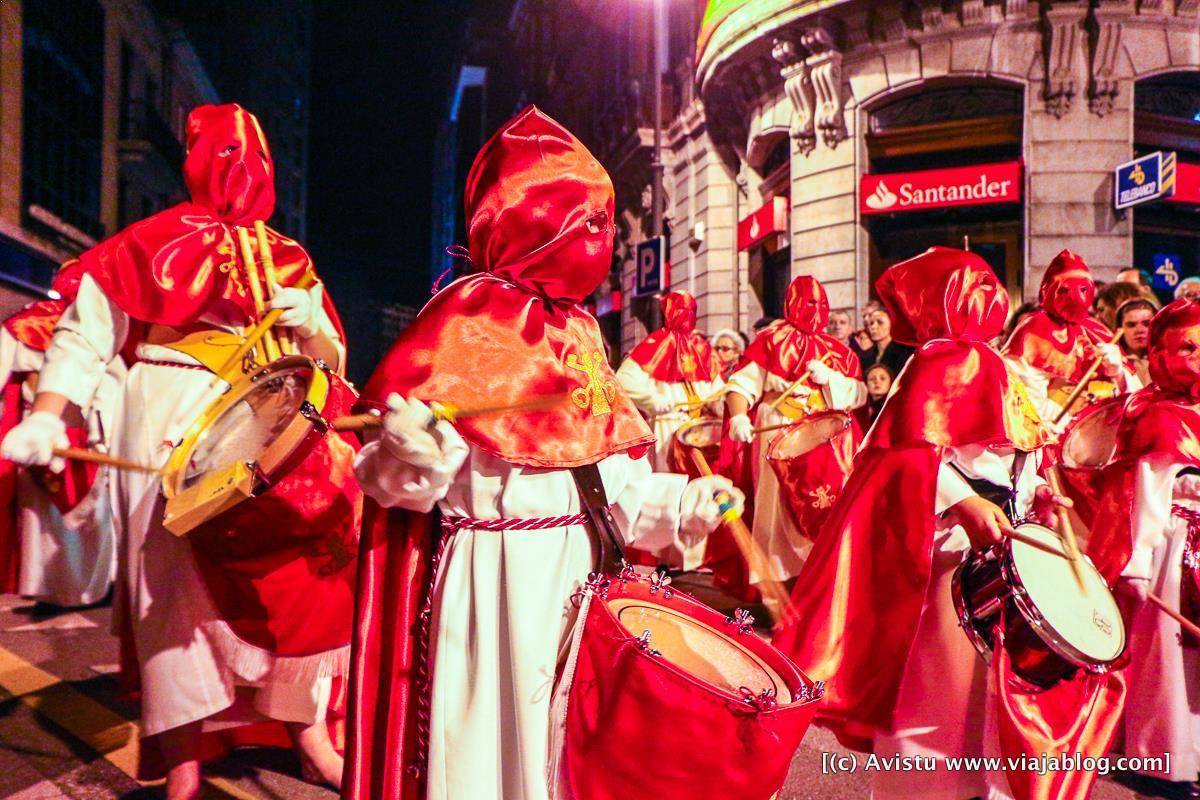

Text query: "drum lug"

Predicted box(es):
[724, 608, 756, 635]
[738, 686, 779, 712]
[635, 629, 661, 658]
[299, 401, 329, 435]
[314, 359, 331, 374]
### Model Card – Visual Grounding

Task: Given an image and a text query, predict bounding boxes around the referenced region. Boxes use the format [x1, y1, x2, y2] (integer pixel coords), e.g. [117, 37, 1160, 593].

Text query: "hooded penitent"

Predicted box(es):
[344, 107, 653, 800]
[774, 248, 1122, 800]
[1088, 298, 1200, 583]
[627, 291, 722, 383]
[1003, 249, 1113, 382]
[74, 103, 325, 329]
[741, 275, 860, 381]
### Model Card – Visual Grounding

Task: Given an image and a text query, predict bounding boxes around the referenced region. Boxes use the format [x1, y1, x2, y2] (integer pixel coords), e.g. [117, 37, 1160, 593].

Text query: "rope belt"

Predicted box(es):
[1175, 504, 1200, 571]
[409, 511, 592, 778]
[137, 359, 208, 371]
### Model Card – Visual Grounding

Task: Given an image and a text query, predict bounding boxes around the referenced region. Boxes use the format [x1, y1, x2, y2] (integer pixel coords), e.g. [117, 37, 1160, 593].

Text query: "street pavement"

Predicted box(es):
[0, 589, 1164, 799]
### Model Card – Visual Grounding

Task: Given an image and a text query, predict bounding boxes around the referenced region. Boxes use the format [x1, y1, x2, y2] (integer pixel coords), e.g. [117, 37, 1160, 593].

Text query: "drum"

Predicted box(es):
[1058, 395, 1123, 469]
[1049, 378, 1117, 418]
[766, 411, 856, 536]
[670, 417, 722, 478]
[161, 355, 346, 536]
[559, 571, 822, 800]
[952, 523, 1125, 689]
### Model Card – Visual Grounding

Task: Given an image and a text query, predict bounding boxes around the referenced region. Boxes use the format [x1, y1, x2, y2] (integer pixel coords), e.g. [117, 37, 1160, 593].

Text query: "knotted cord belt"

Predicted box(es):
[408, 511, 591, 778]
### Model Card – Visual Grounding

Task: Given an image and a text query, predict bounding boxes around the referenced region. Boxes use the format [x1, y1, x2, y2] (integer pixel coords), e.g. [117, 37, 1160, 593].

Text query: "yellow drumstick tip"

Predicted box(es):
[430, 401, 459, 424]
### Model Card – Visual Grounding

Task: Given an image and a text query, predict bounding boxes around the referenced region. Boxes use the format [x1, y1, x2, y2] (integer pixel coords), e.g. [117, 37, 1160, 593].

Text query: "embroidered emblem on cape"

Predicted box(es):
[809, 484, 836, 510]
[567, 350, 617, 416]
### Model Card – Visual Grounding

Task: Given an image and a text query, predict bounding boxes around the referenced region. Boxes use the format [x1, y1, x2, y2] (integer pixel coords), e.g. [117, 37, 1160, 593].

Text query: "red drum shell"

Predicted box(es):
[766, 411, 857, 538]
[565, 577, 821, 800]
[1055, 396, 1125, 535]
[669, 417, 722, 479]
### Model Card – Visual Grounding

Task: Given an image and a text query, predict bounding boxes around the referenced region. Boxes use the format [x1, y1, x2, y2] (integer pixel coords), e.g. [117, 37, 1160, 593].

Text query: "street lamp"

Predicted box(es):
[648, 0, 667, 329]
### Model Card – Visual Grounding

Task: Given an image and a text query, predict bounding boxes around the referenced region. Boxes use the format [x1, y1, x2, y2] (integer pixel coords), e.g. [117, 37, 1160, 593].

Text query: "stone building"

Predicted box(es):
[695, 0, 1200, 330]
[0, 0, 217, 315]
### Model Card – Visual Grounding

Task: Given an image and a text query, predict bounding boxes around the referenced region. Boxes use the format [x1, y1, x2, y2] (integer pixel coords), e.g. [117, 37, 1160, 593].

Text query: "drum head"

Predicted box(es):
[1061, 399, 1122, 469]
[767, 412, 850, 461]
[174, 358, 321, 492]
[607, 597, 792, 702]
[1008, 523, 1124, 664]
[675, 418, 723, 450]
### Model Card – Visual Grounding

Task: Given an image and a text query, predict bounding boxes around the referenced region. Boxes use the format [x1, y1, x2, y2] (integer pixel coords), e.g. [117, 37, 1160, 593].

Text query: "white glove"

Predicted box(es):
[1096, 342, 1124, 373]
[806, 359, 836, 387]
[1, 411, 68, 472]
[380, 393, 467, 469]
[680, 475, 746, 542]
[650, 398, 676, 416]
[1118, 576, 1149, 604]
[728, 414, 753, 443]
[268, 282, 322, 338]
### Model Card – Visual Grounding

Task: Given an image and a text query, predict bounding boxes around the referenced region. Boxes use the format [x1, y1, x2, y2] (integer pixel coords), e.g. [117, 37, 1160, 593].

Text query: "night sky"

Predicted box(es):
[307, 1, 473, 380]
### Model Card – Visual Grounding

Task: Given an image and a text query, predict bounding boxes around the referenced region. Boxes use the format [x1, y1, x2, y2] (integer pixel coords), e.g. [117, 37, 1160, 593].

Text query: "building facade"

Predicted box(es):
[0, 0, 217, 316]
[696, 0, 1200, 331]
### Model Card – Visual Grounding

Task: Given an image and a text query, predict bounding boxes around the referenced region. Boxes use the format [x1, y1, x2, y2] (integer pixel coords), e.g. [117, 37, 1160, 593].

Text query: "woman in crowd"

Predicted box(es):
[1116, 297, 1155, 385]
[853, 362, 893, 432]
[857, 306, 914, 376]
[1095, 280, 1144, 329]
[709, 328, 745, 380]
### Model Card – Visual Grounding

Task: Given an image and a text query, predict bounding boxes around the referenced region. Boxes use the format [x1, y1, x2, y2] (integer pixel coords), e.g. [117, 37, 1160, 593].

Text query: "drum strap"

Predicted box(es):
[947, 450, 1029, 524]
[570, 463, 628, 573]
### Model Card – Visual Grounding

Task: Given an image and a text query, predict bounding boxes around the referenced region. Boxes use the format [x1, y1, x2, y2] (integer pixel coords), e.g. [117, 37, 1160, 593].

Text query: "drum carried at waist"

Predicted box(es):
[766, 411, 857, 538]
[952, 523, 1125, 689]
[670, 418, 722, 479]
[556, 569, 822, 800]
[1049, 378, 1117, 419]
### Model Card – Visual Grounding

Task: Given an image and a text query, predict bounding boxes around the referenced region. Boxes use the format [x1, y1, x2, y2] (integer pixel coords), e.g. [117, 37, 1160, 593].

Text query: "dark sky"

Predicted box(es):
[307, 1, 473, 377]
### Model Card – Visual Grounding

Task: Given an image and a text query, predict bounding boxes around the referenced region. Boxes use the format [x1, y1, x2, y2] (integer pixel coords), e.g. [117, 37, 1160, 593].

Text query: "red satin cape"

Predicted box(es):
[362, 274, 653, 469]
[1003, 311, 1112, 383]
[3, 259, 87, 351]
[626, 291, 721, 383]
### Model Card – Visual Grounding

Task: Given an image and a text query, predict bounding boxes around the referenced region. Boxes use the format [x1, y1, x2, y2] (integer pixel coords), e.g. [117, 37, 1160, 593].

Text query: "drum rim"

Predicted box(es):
[595, 579, 823, 709]
[607, 596, 793, 704]
[161, 355, 331, 500]
[1000, 525, 1126, 669]
[673, 416, 723, 448]
[950, 555, 997, 663]
[1060, 396, 1123, 469]
[765, 410, 851, 462]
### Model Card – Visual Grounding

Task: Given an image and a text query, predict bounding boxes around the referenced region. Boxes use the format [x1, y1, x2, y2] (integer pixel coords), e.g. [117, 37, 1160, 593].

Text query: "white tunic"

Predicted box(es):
[1119, 462, 1200, 781]
[0, 327, 121, 607]
[723, 360, 865, 583]
[355, 438, 691, 800]
[871, 446, 1042, 800]
[1005, 354, 1142, 426]
[613, 357, 724, 473]
[36, 273, 343, 735]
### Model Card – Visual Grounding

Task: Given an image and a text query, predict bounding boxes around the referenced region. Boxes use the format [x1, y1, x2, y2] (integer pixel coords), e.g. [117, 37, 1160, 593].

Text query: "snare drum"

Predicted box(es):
[1058, 395, 1123, 469]
[559, 572, 822, 800]
[161, 355, 347, 535]
[766, 411, 856, 536]
[670, 417, 723, 478]
[952, 523, 1125, 688]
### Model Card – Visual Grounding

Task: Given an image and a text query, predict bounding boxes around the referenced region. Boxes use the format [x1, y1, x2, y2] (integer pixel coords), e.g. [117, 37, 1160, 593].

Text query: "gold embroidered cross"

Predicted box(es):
[809, 485, 836, 510]
[567, 350, 616, 417]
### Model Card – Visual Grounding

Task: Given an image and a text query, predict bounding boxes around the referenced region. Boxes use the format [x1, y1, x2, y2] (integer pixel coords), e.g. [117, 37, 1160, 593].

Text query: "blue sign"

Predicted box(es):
[635, 237, 665, 297]
[1152, 253, 1183, 291]
[1114, 151, 1176, 210]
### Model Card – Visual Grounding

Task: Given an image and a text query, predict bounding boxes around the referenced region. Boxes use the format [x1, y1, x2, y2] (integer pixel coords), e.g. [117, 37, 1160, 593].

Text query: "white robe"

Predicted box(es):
[355, 438, 692, 800]
[36, 273, 344, 736]
[723, 360, 865, 584]
[871, 445, 1043, 800]
[614, 358, 722, 569]
[0, 327, 120, 607]
[1005, 353, 1142, 426]
[1119, 463, 1200, 781]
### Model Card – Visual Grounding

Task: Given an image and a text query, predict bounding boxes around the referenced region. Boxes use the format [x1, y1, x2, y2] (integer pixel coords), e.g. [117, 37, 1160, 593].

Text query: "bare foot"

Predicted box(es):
[287, 721, 344, 789]
[165, 759, 201, 800]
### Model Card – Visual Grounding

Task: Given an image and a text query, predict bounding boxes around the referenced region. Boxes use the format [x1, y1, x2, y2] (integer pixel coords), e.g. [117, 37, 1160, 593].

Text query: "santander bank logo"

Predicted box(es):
[864, 181, 898, 210]
[860, 161, 1022, 216]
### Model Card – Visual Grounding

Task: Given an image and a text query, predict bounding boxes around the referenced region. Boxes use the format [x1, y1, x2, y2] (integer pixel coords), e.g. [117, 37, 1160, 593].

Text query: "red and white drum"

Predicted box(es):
[765, 411, 857, 538]
[556, 570, 822, 800]
[670, 417, 723, 479]
[952, 523, 1125, 689]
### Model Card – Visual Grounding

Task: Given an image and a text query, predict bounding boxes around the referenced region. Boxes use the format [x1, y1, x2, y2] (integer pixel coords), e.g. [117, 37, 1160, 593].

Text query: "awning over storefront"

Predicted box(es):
[738, 195, 788, 250]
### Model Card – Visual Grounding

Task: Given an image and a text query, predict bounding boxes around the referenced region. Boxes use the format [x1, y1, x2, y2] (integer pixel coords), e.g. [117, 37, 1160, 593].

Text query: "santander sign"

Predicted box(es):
[860, 161, 1022, 215]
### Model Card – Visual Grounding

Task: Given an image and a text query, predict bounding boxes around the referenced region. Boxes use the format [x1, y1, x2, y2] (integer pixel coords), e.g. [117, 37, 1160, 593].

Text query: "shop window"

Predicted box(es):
[21, 0, 105, 241]
[1133, 72, 1200, 303]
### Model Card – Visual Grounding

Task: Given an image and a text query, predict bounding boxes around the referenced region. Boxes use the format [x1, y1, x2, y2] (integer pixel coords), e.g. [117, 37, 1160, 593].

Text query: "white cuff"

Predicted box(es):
[935, 463, 976, 516]
[1120, 546, 1154, 581]
[352, 439, 462, 512]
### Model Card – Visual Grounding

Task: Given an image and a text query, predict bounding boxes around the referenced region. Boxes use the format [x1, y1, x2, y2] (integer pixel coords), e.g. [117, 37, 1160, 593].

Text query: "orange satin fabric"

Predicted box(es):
[774, 248, 1034, 747]
[742, 275, 860, 381]
[1004, 250, 1112, 383]
[627, 291, 721, 382]
[3, 260, 87, 351]
[77, 104, 316, 328]
[362, 107, 653, 468]
[994, 633, 1127, 800]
